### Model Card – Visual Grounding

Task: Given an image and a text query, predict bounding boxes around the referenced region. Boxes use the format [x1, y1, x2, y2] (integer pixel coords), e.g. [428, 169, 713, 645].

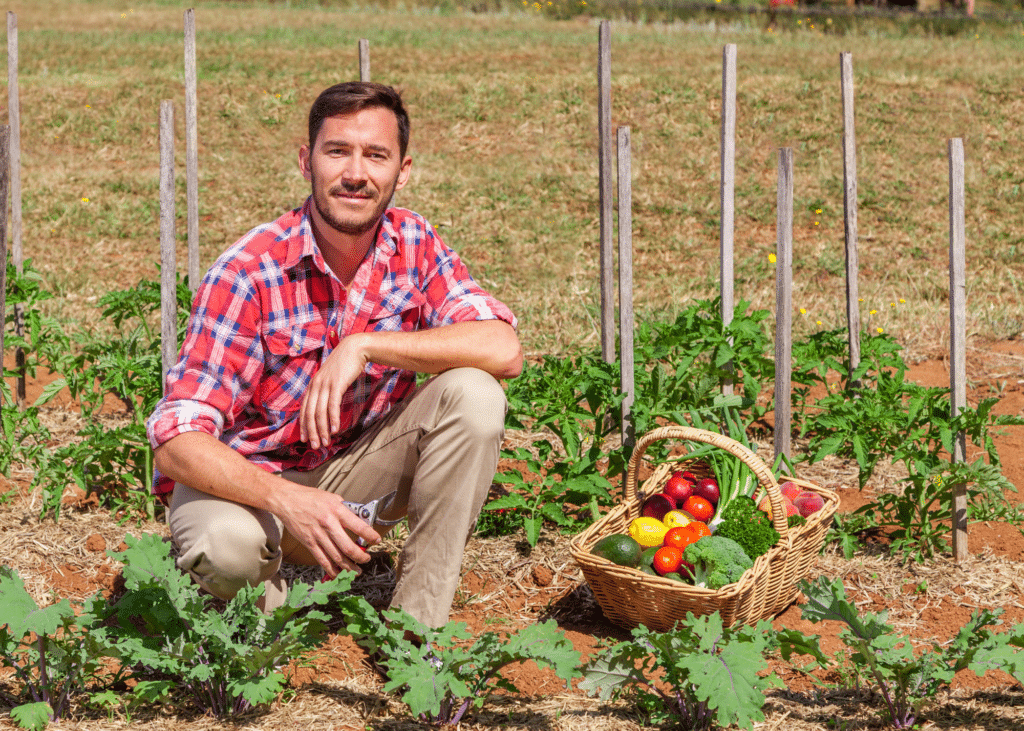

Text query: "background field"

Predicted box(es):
[5, 0, 1024, 360]
[4, 3, 1024, 730]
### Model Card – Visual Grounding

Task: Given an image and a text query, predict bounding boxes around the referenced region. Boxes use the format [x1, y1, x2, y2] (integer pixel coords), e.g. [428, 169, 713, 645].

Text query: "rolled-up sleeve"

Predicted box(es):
[146, 263, 263, 450]
[417, 224, 517, 330]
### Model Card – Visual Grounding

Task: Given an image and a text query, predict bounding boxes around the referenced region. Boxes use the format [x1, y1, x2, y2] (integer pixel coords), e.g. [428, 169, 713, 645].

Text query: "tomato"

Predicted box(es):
[663, 525, 699, 551]
[683, 495, 714, 523]
[652, 546, 684, 576]
[688, 521, 712, 539]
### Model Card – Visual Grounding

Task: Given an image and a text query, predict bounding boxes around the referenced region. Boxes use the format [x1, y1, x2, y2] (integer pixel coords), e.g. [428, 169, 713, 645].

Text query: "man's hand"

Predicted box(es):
[300, 333, 369, 450]
[299, 321, 522, 449]
[268, 480, 380, 576]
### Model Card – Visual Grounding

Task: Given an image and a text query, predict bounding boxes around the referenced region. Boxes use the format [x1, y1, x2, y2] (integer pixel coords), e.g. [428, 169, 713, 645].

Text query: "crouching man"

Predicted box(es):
[146, 81, 522, 627]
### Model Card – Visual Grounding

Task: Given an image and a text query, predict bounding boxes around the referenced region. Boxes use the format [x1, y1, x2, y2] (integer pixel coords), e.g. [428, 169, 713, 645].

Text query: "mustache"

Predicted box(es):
[330, 181, 375, 198]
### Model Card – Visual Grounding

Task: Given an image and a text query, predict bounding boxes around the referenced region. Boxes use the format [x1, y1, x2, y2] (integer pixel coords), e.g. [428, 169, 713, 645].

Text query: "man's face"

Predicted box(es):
[299, 107, 412, 239]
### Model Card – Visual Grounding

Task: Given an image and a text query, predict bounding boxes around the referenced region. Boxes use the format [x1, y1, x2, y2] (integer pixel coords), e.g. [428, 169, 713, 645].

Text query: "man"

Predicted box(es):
[146, 82, 522, 628]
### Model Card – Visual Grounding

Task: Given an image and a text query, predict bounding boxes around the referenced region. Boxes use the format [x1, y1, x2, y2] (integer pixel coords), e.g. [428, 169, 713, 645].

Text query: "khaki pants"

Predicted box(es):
[168, 367, 506, 627]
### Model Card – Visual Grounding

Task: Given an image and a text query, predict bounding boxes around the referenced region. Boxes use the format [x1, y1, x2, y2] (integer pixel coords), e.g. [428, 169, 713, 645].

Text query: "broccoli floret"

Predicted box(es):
[682, 536, 753, 590]
[713, 497, 781, 561]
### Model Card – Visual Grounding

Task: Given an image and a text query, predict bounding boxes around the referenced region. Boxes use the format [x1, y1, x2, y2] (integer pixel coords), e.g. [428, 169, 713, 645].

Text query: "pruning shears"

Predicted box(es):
[342, 490, 403, 547]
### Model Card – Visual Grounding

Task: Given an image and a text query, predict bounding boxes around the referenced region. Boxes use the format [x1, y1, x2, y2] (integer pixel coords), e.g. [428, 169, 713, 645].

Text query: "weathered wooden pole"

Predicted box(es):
[0, 125, 9, 426]
[948, 138, 968, 563]
[160, 101, 178, 389]
[840, 52, 861, 384]
[597, 20, 615, 363]
[359, 38, 370, 82]
[7, 12, 24, 407]
[184, 8, 200, 292]
[774, 148, 794, 467]
[617, 126, 635, 448]
[720, 43, 737, 397]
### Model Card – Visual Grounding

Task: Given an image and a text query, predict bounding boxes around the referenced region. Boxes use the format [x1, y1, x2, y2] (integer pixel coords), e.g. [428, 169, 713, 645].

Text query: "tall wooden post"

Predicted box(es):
[597, 21, 615, 363]
[184, 9, 200, 292]
[160, 101, 178, 389]
[948, 138, 968, 563]
[617, 127, 635, 448]
[840, 52, 861, 384]
[7, 12, 24, 406]
[774, 149, 794, 467]
[0, 126, 9, 426]
[359, 39, 370, 82]
[720, 44, 737, 396]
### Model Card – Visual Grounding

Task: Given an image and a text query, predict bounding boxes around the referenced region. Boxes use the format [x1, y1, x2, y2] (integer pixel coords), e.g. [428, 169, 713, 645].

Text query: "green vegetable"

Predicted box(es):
[580, 611, 781, 731]
[684, 407, 760, 533]
[591, 534, 643, 567]
[682, 536, 753, 590]
[346, 605, 580, 725]
[713, 496, 780, 561]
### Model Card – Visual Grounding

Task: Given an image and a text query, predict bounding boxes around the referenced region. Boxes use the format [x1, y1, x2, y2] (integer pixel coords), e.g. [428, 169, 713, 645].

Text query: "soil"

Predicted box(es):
[2, 340, 1024, 730]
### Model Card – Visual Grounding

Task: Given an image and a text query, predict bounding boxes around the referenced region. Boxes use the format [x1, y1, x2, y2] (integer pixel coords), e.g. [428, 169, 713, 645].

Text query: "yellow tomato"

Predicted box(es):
[662, 510, 694, 529]
[628, 517, 669, 548]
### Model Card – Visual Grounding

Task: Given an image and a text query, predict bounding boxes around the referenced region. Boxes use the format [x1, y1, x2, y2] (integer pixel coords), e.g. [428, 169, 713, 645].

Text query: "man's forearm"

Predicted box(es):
[353, 319, 523, 379]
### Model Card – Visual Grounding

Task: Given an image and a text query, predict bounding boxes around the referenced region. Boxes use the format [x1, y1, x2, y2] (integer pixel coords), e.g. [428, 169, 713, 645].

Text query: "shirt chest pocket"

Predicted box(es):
[260, 318, 329, 414]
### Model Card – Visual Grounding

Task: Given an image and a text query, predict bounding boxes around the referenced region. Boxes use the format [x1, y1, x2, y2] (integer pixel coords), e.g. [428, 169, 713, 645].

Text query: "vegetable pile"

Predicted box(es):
[591, 453, 826, 590]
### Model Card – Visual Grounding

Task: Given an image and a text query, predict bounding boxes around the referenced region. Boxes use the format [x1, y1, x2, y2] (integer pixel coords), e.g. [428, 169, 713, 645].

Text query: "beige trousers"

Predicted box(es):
[168, 367, 506, 627]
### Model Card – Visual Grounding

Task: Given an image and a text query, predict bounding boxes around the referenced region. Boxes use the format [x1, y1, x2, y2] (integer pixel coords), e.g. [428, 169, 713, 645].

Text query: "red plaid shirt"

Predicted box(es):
[146, 199, 517, 496]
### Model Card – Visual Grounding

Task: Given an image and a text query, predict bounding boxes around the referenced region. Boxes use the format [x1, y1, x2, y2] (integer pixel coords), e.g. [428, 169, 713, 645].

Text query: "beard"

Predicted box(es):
[310, 172, 397, 238]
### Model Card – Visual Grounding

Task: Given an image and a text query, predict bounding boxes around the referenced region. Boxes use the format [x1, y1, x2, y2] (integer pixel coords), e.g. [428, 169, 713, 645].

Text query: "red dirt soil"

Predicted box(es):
[4, 339, 1024, 710]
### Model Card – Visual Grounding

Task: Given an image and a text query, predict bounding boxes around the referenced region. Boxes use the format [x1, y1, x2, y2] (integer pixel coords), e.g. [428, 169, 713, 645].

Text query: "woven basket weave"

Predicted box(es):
[569, 425, 839, 630]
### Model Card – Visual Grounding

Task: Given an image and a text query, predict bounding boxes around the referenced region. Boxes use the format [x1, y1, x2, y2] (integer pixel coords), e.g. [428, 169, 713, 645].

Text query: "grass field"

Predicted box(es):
[5, 0, 1024, 359]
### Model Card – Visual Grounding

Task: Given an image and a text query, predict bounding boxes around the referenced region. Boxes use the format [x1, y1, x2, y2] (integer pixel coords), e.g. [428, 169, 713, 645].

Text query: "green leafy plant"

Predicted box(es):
[345, 603, 580, 726]
[0, 567, 120, 730]
[96, 533, 347, 717]
[779, 576, 1018, 729]
[580, 612, 780, 731]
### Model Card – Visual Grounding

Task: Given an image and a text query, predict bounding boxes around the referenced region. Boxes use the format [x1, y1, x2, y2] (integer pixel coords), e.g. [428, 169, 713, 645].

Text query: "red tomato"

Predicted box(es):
[683, 495, 714, 523]
[663, 526, 699, 551]
[688, 521, 712, 540]
[653, 546, 684, 576]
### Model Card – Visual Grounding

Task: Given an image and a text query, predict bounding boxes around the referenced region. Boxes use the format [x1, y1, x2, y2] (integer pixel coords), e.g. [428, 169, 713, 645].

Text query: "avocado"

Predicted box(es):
[591, 533, 643, 567]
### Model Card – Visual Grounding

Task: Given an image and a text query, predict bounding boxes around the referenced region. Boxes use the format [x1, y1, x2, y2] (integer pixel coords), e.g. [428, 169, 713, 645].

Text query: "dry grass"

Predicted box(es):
[4, 1, 1024, 357]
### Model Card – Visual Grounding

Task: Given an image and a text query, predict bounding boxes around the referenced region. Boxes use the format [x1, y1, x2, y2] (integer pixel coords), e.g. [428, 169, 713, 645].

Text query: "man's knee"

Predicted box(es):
[172, 500, 281, 601]
[432, 367, 507, 438]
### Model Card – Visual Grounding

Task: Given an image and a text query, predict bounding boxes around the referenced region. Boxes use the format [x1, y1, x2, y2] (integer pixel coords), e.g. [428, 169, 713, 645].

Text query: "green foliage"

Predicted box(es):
[2, 260, 193, 523]
[0, 566, 119, 729]
[96, 533, 347, 717]
[345, 602, 580, 725]
[780, 576, 1020, 729]
[712, 496, 780, 561]
[580, 612, 780, 731]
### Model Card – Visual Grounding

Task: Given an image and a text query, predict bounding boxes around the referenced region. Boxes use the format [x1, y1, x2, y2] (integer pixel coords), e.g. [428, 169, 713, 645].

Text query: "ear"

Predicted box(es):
[394, 155, 413, 193]
[298, 145, 312, 182]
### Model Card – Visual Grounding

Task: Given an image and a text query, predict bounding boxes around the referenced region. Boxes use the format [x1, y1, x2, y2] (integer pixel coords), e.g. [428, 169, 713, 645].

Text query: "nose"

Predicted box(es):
[341, 151, 368, 186]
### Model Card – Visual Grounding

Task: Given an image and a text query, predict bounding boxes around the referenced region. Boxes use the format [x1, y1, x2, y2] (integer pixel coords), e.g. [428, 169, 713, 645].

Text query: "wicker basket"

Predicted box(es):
[569, 425, 839, 630]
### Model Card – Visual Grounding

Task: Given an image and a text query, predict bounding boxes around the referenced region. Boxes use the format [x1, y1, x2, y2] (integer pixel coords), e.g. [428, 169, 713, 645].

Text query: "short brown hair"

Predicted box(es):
[308, 82, 411, 158]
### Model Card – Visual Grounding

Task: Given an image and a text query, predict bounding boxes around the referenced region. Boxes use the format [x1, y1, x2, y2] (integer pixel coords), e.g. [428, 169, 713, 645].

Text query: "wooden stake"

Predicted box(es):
[184, 8, 200, 292]
[617, 126, 635, 448]
[597, 20, 615, 363]
[840, 52, 861, 383]
[948, 137, 968, 563]
[0, 125, 9, 425]
[720, 43, 737, 397]
[159, 101, 178, 390]
[7, 12, 24, 407]
[775, 148, 794, 468]
[359, 38, 370, 82]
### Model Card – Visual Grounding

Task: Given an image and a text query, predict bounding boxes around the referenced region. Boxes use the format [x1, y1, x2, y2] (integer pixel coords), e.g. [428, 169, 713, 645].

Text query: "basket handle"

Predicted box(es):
[624, 425, 789, 537]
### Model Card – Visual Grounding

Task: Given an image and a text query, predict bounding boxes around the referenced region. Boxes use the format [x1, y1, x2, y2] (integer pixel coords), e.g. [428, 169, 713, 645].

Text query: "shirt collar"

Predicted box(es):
[282, 198, 399, 274]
